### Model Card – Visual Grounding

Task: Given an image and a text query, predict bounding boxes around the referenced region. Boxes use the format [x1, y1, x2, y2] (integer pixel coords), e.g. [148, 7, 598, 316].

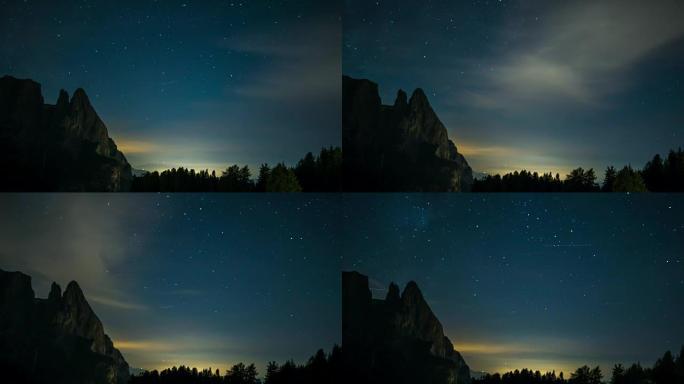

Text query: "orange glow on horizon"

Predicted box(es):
[455, 342, 537, 355]
[451, 137, 579, 178]
[115, 139, 160, 154]
[451, 338, 601, 376]
[115, 340, 177, 352]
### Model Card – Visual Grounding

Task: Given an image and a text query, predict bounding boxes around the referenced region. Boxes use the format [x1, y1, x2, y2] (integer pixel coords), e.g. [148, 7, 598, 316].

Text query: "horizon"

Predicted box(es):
[0, 74, 337, 176]
[343, 0, 684, 177]
[0, 194, 340, 375]
[364, 274, 680, 377]
[341, 194, 684, 375]
[1, 1, 341, 172]
[342, 74, 681, 180]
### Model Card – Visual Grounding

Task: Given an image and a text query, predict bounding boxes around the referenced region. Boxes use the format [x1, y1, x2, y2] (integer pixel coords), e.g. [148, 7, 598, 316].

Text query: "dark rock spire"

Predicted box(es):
[342, 271, 471, 384]
[342, 75, 473, 191]
[48, 282, 62, 302]
[0, 269, 129, 384]
[0, 75, 132, 191]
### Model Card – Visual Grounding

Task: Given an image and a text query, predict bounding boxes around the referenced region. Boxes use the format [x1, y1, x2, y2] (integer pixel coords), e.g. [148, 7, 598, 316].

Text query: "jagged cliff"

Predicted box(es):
[0, 269, 129, 384]
[342, 271, 471, 384]
[0, 75, 132, 191]
[343, 76, 473, 191]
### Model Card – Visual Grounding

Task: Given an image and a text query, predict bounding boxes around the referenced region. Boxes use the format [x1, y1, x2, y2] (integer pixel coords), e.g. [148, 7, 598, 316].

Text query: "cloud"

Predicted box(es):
[0, 197, 129, 292]
[89, 295, 149, 311]
[0, 196, 157, 316]
[463, 0, 684, 109]
[223, 21, 341, 102]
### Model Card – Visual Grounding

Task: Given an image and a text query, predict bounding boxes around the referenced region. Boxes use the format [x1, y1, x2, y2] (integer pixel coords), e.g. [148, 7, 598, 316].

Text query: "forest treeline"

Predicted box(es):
[128, 347, 341, 384]
[130, 147, 341, 192]
[473, 347, 684, 384]
[472, 148, 684, 192]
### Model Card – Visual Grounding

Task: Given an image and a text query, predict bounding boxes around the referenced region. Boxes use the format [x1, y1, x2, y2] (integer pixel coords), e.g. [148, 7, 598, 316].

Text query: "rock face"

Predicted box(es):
[0, 269, 129, 384]
[342, 271, 471, 384]
[0, 75, 132, 191]
[343, 76, 473, 191]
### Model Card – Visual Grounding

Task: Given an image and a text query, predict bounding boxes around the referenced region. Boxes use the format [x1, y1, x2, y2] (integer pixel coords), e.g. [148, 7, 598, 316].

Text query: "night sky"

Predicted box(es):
[344, 0, 684, 177]
[340, 194, 684, 375]
[0, 194, 340, 373]
[1, 0, 340, 172]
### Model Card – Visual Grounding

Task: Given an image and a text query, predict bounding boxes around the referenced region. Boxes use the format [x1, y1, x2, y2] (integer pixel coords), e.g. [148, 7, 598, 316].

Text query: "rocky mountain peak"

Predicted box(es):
[63, 280, 86, 305]
[342, 75, 473, 191]
[0, 75, 43, 103]
[0, 76, 45, 130]
[65, 87, 109, 143]
[56, 89, 69, 107]
[70, 88, 90, 106]
[60, 280, 107, 349]
[342, 271, 471, 384]
[343, 270, 373, 303]
[0, 76, 132, 191]
[0, 269, 129, 384]
[386, 282, 401, 303]
[409, 88, 430, 108]
[48, 282, 62, 302]
[394, 89, 408, 110]
[0, 269, 34, 306]
[401, 280, 423, 300]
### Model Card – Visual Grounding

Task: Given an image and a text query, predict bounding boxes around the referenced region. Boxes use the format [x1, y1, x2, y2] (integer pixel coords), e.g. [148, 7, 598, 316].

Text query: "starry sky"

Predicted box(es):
[344, 0, 684, 178]
[0, 194, 340, 374]
[340, 194, 684, 375]
[1, 0, 340, 172]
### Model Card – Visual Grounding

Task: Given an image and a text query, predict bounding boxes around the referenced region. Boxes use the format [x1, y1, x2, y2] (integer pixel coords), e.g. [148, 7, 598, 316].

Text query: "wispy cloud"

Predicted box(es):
[89, 295, 149, 311]
[223, 21, 340, 102]
[462, 0, 684, 109]
[0, 197, 132, 293]
[0, 196, 157, 323]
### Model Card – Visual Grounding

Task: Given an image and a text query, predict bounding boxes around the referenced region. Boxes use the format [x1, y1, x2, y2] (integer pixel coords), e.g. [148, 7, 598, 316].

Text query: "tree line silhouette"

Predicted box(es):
[472, 148, 684, 192]
[130, 147, 342, 192]
[128, 346, 341, 384]
[473, 346, 684, 384]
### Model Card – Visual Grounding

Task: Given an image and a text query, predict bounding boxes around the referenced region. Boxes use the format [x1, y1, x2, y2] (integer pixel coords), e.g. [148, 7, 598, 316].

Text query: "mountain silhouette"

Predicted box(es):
[342, 76, 473, 192]
[342, 271, 471, 384]
[0, 269, 129, 384]
[0, 75, 132, 191]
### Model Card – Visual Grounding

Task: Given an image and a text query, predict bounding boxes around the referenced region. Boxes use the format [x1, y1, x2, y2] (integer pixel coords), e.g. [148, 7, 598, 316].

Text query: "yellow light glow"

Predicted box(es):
[457, 143, 519, 158]
[115, 340, 177, 352]
[456, 342, 537, 354]
[115, 139, 160, 154]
